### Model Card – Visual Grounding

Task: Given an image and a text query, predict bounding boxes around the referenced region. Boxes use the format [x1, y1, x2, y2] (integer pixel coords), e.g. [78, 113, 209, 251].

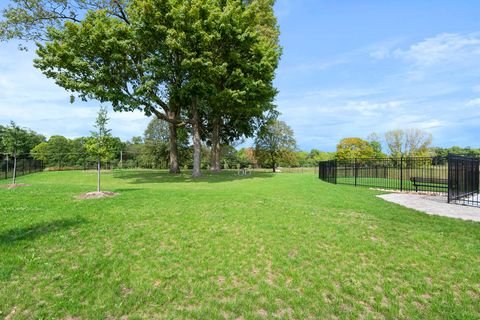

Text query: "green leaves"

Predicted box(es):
[1, 121, 45, 156]
[255, 120, 297, 171]
[4, 0, 281, 175]
[86, 107, 115, 161]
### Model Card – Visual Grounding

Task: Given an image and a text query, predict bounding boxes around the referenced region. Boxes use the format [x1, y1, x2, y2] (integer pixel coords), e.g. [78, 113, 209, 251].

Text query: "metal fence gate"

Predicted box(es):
[448, 154, 480, 206]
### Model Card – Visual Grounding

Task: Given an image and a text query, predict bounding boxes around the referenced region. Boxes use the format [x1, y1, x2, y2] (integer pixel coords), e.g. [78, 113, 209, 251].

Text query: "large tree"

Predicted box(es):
[1, 0, 280, 178]
[254, 120, 297, 173]
[385, 129, 432, 157]
[205, 0, 280, 172]
[336, 137, 375, 160]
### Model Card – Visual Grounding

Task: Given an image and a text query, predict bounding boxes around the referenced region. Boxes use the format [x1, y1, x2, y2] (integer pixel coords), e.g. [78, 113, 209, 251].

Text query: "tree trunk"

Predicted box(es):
[168, 121, 180, 174]
[97, 158, 101, 192]
[192, 97, 202, 178]
[210, 116, 221, 172]
[12, 153, 17, 184]
[271, 154, 276, 173]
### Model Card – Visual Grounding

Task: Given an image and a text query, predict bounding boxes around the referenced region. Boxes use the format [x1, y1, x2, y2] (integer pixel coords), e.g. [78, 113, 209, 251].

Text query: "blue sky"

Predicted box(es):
[1, 0, 480, 151]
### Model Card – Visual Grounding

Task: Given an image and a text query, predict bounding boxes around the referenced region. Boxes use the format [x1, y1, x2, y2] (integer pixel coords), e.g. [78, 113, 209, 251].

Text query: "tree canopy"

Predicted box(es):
[254, 120, 297, 172]
[385, 129, 432, 157]
[1, 0, 281, 177]
[336, 137, 375, 160]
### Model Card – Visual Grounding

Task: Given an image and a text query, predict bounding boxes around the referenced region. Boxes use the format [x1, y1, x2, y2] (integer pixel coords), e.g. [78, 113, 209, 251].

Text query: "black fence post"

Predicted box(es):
[334, 159, 337, 184]
[400, 156, 403, 191]
[354, 158, 358, 187]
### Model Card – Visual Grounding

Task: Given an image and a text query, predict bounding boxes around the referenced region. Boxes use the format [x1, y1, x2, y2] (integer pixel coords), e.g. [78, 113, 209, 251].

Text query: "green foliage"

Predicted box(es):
[30, 135, 123, 168]
[432, 146, 480, 158]
[205, 0, 281, 142]
[85, 107, 115, 162]
[0, 121, 45, 156]
[336, 137, 375, 160]
[3, 0, 280, 176]
[0, 0, 124, 42]
[367, 132, 386, 159]
[385, 129, 432, 157]
[140, 118, 169, 169]
[254, 120, 297, 171]
[235, 147, 257, 168]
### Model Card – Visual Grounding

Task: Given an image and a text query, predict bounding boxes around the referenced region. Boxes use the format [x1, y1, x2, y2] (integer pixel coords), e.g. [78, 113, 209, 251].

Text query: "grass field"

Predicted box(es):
[336, 177, 448, 193]
[1, 170, 479, 319]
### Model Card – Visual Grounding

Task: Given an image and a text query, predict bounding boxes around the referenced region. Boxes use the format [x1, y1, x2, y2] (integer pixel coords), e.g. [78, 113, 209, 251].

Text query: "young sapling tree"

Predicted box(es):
[1, 121, 28, 184]
[86, 107, 115, 192]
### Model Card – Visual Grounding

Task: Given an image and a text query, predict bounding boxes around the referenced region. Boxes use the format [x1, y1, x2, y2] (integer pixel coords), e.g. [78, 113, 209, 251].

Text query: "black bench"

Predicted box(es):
[410, 177, 448, 192]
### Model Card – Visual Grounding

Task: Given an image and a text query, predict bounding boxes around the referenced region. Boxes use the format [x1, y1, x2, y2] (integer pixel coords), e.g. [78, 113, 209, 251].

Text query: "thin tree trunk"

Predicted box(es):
[168, 121, 180, 174]
[12, 153, 17, 184]
[210, 116, 221, 172]
[192, 97, 202, 178]
[271, 154, 276, 173]
[6, 155, 9, 180]
[97, 158, 101, 192]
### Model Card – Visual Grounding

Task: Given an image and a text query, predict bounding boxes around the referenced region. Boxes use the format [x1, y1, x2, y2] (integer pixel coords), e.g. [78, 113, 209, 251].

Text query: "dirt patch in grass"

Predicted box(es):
[74, 191, 119, 200]
[0, 183, 31, 189]
[257, 309, 268, 318]
[4, 307, 17, 320]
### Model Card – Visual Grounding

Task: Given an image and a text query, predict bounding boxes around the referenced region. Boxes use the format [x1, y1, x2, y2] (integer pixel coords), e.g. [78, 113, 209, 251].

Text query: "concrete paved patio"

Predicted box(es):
[378, 193, 480, 222]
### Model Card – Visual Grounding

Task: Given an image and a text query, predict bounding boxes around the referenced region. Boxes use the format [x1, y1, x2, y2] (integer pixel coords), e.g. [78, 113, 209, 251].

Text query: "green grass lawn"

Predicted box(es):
[336, 177, 448, 192]
[1, 170, 479, 319]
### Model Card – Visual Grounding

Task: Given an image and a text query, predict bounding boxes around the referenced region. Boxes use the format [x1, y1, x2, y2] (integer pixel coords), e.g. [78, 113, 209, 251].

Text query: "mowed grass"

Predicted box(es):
[336, 177, 448, 192]
[1, 170, 479, 319]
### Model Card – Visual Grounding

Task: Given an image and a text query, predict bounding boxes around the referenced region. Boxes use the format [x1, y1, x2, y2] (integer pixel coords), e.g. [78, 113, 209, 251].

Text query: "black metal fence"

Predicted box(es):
[1, 156, 44, 181]
[319, 154, 480, 207]
[319, 156, 449, 193]
[319, 160, 337, 184]
[448, 154, 479, 206]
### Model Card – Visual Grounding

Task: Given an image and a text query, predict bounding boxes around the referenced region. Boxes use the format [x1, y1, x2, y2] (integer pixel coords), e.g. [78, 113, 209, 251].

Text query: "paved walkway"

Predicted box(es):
[377, 193, 480, 222]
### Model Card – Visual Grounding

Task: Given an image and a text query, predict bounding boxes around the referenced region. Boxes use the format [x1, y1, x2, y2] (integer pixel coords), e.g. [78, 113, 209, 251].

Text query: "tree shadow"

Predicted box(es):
[0, 216, 87, 245]
[113, 169, 274, 185]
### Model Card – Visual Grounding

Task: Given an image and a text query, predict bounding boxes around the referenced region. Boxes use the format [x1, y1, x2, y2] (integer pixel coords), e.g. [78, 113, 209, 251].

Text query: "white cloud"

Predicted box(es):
[393, 32, 480, 67]
[466, 98, 480, 106]
[0, 42, 150, 140]
[370, 48, 391, 60]
[280, 58, 347, 74]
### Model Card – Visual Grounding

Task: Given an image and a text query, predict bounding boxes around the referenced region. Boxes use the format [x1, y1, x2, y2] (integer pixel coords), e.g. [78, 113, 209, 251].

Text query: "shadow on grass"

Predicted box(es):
[0, 216, 86, 245]
[113, 169, 274, 185]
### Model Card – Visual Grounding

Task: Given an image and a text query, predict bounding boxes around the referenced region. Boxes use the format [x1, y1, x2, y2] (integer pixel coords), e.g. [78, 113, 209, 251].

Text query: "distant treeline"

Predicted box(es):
[0, 119, 331, 170]
[2, 122, 477, 170]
